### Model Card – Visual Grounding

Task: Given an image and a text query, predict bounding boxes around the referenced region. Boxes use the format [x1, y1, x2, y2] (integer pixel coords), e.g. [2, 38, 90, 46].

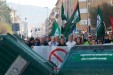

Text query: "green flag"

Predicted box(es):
[61, 4, 67, 20]
[97, 7, 105, 39]
[51, 21, 61, 36]
[61, 4, 67, 34]
[64, 2, 81, 37]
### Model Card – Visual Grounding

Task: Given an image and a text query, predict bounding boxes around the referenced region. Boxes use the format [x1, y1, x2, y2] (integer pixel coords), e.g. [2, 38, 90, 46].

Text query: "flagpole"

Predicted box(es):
[87, 0, 91, 35]
[45, 7, 48, 36]
[103, 21, 107, 34]
[111, 0, 113, 5]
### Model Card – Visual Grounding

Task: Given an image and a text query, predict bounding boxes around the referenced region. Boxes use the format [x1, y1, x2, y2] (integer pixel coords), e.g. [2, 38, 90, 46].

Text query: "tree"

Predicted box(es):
[0, 22, 12, 34]
[89, 3, 113, 28]
[0, 0, 11, 24]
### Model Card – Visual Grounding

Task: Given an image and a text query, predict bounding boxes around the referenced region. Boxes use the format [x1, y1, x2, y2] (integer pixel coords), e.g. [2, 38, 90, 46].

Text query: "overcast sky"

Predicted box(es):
[6, 0, 57, 8]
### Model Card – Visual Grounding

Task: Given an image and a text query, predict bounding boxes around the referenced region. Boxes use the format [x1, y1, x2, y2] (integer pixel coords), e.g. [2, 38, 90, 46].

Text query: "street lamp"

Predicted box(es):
[45, 7, 49, 36]
[24, 18, 28, 40]
[45, 7, 48, 19]
[111, 0, 113, 5]
[87, 0, 91, 34]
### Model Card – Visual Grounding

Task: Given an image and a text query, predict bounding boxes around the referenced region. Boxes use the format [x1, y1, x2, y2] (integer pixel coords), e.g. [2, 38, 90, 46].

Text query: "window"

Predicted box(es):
[80, 8, 87, 13]
[79, 0, 86, 2]
[108, 1, 112, 5]
[88, 18, 91, 26]
[80, 19, 91, 25]
[80, 20, 87, 25]
[38, 28, 40, 31]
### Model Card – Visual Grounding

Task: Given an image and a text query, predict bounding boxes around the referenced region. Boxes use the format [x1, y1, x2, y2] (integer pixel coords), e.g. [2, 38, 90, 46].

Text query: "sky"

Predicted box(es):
[6, 0, 57, 8]
[6, 0, 57, 27]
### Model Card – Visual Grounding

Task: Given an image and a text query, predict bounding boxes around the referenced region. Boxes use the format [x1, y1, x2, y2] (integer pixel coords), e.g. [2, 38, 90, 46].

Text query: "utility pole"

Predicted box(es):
[24, 18, 28, 40]
[45, 7, 49, 36]
[87, 0, 91, 34]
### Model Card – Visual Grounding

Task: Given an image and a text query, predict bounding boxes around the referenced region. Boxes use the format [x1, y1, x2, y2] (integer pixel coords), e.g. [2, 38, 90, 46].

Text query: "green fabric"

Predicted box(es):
[84, 41, 91, 45]
[61, 4, 67, 35]
[97, 7, 105, 39]
[61, 26, 65, 34]
[0, 34, 54, 75]
[51, 21, 61, 36]
[64, 2, 81, 38]
[61, 4, 67, 21]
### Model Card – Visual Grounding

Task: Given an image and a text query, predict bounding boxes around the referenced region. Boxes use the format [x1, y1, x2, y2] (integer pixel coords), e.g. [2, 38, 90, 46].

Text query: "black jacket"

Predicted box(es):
[35, 41, 48, 46]
[57, 43, 67, 46]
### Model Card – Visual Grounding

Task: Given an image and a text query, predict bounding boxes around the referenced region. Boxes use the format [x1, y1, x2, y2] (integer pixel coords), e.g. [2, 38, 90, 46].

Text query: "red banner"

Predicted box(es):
[110, 16, 113, 32]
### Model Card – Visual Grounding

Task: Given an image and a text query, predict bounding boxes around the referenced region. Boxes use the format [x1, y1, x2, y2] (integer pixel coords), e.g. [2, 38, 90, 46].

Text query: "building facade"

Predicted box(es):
[11, 9, 29, 39]
[29, 24, 46, 38]
[78, 0, 112, 33]
[10, 9, 21, 23]
[55, 0, 113, 34]
[55, 0, 63, 29]
[45, 7, 60, 36]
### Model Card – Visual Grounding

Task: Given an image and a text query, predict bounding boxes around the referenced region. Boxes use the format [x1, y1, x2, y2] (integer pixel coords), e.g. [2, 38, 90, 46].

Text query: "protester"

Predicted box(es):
[34, 38, 40, 46]
[26, 31, 113, 47]
[66, 34, 76, 47]
[27, 37, 35, 48]
[91, 40, 97, 45]
[48, 36, 58, 46]
[45, 36, 51, 43]
[55, 36, 60, 44]
[97, 40, 103, 44]
[73, 33, 77, 42]
[108, 32, 113, 43]
[84, 35, 92, 45]
[57, 37, 67, 46]
[91, 34, 97, 41]
[35, 36, 48, 46]
[87, 35, 92, 44]
[104, 34, 111, 43]
[76, 37, 83, 45]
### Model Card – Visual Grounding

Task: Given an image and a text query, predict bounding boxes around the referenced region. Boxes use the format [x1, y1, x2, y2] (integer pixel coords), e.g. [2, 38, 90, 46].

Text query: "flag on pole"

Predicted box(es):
[64, 1, 81, 37]
[110, 16, 113, 32]
[66, 0, 69, 21]
[61, 3, 68, 35]
[96, 7, 105, 39]
[51, 21, 61, 36]
[72, 28, 77, 33]
[61, 4, 67, 21]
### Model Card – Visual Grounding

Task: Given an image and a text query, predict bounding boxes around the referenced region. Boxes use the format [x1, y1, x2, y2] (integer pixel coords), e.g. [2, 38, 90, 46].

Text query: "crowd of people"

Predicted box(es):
[26, 32, 113, 48]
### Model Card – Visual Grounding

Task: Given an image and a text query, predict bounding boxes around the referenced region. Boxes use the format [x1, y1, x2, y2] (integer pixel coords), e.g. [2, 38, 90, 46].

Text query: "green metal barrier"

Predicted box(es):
[7, 33, 55, 68]
[13, 34, 24, 42]
[0, 34, 55, 75]
[1, 34, 113, 75]
[58, 45, 113, 75]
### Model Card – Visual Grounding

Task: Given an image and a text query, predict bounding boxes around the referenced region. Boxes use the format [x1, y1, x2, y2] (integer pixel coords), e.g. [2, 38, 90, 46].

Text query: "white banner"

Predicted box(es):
[33, 46, 70, 68]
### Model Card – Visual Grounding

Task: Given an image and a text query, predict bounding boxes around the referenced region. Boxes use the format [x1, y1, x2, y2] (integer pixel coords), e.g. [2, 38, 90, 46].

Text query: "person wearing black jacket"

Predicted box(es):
[57, 37, 67, 46]
[27, 37, 35, 48]
[35, 36, 48, 46]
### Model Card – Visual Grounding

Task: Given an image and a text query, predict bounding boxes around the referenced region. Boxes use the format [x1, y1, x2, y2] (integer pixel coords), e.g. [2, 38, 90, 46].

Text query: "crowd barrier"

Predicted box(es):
[0, 33, 113, 75]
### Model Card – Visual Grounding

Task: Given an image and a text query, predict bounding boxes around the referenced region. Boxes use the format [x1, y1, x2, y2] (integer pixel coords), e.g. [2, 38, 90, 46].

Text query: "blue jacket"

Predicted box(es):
[35, 41, 48, 46]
